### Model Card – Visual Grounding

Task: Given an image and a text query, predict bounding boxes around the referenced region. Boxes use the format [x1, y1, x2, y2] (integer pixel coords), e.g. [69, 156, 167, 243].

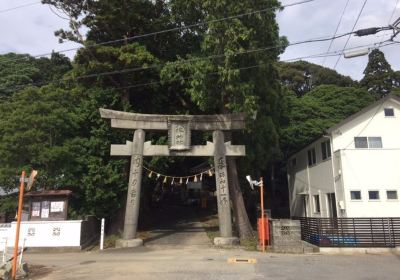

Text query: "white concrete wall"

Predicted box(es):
[288, 98, 400, 218]
[331, 99, 400, 150]
[0, 220, 83, 250]
[331, 99, 400, 217]
[339, 149, 400, 217]
[288, 151, 309, 217]
[288, 138, 335, 218]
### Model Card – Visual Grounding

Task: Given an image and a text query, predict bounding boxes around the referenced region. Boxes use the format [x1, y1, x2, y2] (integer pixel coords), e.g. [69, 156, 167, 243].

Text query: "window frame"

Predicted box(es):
[386, 190, 398, 200]
[321, 140, 332, 160]
[354, 136, 383, 149]
[307, 148, 316, 166]
[384, 108, 395, 117]
[354, 137, 368, 149]
[368, 137, 383, 148]
[313, 195, 321, 213]
[350, 190, 362, 201]
[368, 190, 380, 201]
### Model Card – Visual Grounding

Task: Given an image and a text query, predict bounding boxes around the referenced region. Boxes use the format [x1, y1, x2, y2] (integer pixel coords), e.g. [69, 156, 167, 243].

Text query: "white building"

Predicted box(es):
[287, 94, 400, 218]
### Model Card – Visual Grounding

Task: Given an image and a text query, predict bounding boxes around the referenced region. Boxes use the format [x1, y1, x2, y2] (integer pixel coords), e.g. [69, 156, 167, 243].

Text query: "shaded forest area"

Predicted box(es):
[1, 1, 399, 237]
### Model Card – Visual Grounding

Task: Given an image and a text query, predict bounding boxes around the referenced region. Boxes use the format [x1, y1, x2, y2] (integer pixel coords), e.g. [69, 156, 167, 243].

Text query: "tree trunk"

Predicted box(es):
[224, 129, 254, 240]
[226, 157, 255, 240]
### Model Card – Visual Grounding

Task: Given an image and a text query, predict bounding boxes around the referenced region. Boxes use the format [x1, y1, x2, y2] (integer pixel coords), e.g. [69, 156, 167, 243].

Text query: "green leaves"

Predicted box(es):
[280, 85, 375, 156]
[360, 49, 400, 98]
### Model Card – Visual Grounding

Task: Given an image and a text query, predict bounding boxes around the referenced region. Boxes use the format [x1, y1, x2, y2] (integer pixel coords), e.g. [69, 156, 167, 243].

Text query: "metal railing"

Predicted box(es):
[298, 217, 400, 247]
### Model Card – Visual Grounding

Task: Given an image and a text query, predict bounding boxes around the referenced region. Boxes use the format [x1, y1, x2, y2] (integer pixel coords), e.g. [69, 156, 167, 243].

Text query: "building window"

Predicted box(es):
[384, 108, 395, 117]
[291, 158, 297, 167]
[354, 137, 382, 149]
[387, 190, 398, 200]
[313, 195, 320, 213]
[350, 191, 361, 200]
[368, 190, 380, 200]
[307, 148, 316, 166]
[321, 140, 332, 160]
[368, 137, 383, 148]
[354, 137, 368, 148]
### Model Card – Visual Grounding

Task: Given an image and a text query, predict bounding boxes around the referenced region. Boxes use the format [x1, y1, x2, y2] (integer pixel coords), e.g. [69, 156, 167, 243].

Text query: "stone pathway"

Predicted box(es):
[143, 205, 211, 248]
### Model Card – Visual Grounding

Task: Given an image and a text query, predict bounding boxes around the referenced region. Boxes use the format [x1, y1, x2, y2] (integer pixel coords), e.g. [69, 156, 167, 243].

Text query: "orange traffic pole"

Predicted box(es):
[260, 177, 265, 252]
[12, 171, 26, 280]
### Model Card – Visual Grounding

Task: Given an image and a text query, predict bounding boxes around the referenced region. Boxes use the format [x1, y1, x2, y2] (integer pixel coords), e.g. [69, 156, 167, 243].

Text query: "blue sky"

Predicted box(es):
[0, 0, 399, 80]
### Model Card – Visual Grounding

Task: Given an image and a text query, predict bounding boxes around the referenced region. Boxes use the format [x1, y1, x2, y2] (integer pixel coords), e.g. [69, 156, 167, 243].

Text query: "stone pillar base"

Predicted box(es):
[213, 237, 240, 246]
[115, 239, 143, 248]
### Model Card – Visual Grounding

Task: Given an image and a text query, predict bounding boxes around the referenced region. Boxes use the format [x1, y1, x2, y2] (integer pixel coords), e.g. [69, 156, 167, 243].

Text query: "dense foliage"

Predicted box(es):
[360, 49, 400, 98]
[0, 0, 398, 224]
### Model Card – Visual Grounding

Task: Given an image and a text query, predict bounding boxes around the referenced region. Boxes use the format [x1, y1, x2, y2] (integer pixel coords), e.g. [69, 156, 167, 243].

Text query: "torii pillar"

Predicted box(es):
[100, 109, 246, 247]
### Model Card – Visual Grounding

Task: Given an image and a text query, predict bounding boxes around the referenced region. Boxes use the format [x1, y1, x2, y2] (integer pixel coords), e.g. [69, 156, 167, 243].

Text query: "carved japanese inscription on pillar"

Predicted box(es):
[168, 119, 191, 151]
[216, 157, 229, 207]
[129, 155, 142, 205]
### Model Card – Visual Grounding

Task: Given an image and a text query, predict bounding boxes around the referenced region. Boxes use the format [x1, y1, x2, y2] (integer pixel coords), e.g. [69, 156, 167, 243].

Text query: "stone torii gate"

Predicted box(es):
[100, 108, 246, 247]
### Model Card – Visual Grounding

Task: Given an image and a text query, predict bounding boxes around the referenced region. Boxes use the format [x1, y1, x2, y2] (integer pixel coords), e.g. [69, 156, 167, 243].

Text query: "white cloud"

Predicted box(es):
[278, 0, 400, 80]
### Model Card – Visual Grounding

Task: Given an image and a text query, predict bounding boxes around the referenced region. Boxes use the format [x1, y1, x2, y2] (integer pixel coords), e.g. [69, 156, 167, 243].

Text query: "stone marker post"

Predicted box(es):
[117, 129, 145, 248]
[213, 130, 238, 245]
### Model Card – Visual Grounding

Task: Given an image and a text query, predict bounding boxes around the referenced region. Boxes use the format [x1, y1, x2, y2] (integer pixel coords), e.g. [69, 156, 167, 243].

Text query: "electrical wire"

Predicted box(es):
[322, 0, 350, 66]
[2, 39, 396, 93]
[48, 4, 70, 21]
[109, 41, 397, 91]
[0, 1, 40, 14]
[389, 0, 400, 25]
[70, 30, 359, 81]
[0, 0, 317, 65]
[333, 0, 369, 69]
[5, 40, 395, 94]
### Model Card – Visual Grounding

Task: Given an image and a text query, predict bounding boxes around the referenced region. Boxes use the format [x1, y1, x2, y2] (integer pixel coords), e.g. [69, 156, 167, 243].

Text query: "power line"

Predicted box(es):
[333, 0, 369, 69]
[0, 0, 317, 65]
[0, 1, 40, 14]
[70, 30, 359, 81]
[322, 0, 350, 66]
[389, 0, 400, 24]
[107, 41, 397, 91]
[4, 40, 395, 93]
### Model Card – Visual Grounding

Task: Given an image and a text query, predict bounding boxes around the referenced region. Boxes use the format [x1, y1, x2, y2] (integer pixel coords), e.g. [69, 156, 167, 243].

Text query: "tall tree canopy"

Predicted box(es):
[360, 49, 400, 98]
[160, 0, 286, 239]
[280, 85, 375, 157]
[277, 60, 356, 96]
[0, 52, 71, 99]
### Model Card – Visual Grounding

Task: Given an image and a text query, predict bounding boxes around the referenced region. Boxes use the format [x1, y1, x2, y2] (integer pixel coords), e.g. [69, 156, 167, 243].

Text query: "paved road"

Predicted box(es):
[25, 248, 400, 280]
[144, 205, 211, 248]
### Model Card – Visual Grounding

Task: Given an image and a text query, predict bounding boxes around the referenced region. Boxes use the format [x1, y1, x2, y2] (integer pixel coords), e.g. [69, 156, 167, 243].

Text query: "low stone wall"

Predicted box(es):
[270, 219, 318, 253]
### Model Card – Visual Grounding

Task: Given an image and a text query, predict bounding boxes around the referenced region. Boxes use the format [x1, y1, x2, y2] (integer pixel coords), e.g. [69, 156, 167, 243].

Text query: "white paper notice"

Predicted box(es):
[32, 202, 40, 217]
[50, 201, 64, 213]
[41, 201, 50, 218]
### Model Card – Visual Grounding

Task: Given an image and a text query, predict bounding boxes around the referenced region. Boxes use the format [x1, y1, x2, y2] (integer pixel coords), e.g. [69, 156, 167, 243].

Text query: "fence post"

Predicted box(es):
[317, 218, 321, 246]
[100, 218, 105, 250]
[387, 218, 393, 247]
[370, 218, 374, 245]
[352, 218, 356, 247]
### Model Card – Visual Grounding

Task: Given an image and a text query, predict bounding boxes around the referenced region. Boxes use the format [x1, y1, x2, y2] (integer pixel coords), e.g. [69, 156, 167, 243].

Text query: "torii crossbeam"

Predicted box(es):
[100, 108, 246, 247]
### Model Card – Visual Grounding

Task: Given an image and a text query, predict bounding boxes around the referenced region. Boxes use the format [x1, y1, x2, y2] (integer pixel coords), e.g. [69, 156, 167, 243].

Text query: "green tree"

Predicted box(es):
[360, 49, 400, 98]
[280, 85, 375, 156]
[162, 0, 286, 239]
[0, 85, 79, 189]
[0, 52, 71, 99]
[277, 60, 356, 96]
